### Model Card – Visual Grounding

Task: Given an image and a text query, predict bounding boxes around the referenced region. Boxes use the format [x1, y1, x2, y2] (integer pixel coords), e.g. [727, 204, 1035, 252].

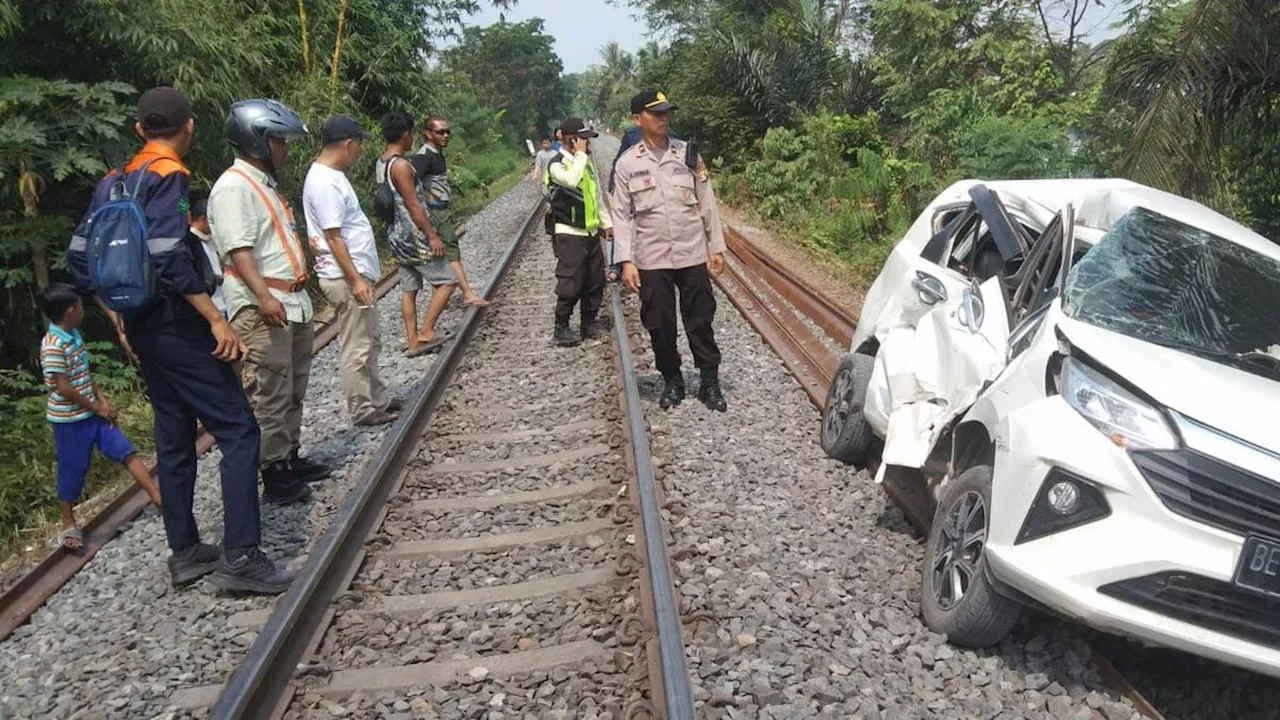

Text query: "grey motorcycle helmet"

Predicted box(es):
[225, 99, 308, 164]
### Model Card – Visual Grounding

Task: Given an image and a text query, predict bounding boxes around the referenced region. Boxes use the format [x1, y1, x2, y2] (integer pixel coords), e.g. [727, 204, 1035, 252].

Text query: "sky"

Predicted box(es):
[458, 0, 1128, 76]
[465, 0, 649, 74]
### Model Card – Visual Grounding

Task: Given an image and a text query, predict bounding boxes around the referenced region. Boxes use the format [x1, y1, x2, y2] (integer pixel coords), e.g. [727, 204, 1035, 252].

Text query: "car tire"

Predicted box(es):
[920, 464, 1022, 648]
[820, 353, 876, 466]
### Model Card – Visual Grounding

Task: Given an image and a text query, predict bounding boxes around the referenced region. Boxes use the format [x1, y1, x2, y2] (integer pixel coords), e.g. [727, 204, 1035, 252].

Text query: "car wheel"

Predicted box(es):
[920, 464, 1021, 648]
[820, 353, 876, 466]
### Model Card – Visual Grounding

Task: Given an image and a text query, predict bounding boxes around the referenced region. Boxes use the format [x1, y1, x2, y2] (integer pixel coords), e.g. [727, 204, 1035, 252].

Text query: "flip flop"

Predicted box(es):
[463, 297, 492, 307]
[406, 333, 450, 357]
[60, 526, 85, 557]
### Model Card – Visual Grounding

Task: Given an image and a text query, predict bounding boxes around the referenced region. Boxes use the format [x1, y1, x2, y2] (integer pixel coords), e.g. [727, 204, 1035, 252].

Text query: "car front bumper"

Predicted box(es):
[984, 397, 1280, 679]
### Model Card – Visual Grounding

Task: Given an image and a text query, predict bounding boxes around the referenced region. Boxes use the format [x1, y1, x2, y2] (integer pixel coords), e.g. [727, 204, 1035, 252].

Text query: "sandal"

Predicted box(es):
[406, 333, 450, 357]
[462, 296, 492, 307]
[60, 526, 86, 557]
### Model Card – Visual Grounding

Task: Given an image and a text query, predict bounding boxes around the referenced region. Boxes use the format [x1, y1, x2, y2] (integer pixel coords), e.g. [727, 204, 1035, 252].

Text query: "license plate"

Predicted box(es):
[1233, 535, 1280, 599]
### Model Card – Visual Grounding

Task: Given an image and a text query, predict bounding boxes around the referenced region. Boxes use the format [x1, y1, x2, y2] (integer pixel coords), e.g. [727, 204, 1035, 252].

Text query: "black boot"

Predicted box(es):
[290, 448, 331, 483]
[659, 376, 686, 410]
[697, 369, 727, 412]
[262, 460, 311, 505]
[581, 319, 608, 340]
[553, 324, 581, 347]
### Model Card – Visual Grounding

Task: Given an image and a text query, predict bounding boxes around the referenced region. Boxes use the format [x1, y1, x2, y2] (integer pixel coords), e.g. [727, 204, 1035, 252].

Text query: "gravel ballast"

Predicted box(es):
[288, 165, 647, 717]
[0, 176, 545, 719]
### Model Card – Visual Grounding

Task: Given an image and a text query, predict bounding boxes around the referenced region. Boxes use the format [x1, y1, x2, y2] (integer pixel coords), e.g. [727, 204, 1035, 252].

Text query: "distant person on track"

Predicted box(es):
[39, 283, 163, 556]
[552, 128, 563, 152]
[413, 116, 490, 309]
[67, 87, 292, 594]
[188, 192, 226, 319]
[546, 118, 613, 347]
[211, 98, 328, 508]
[610, 90, 728, 412]
[303, 115, 402, 427]
[532, 135, 557, 192]
[378, 111, 458, 357]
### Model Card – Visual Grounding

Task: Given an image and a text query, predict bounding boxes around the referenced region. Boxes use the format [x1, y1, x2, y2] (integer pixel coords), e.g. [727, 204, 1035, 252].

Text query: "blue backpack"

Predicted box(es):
[86, 160, 157, 311]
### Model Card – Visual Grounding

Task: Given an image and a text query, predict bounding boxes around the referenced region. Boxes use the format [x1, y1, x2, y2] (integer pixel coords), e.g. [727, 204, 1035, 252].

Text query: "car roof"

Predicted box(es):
[941, 178, 1278, 259]
[1073, 185, 1280, 261]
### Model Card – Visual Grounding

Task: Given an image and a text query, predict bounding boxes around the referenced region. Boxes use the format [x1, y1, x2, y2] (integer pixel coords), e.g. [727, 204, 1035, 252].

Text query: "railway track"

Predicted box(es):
[162, 203, 696, 719]
[0, 269, 402, 643]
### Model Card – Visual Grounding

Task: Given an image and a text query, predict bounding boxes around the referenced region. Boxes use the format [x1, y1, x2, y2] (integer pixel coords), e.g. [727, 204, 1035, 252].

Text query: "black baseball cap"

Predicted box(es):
[138, 86, 194, 135]
[320, 115, 371, 145]
[631, 90, 677, 115]
[558, 118, 599, 139]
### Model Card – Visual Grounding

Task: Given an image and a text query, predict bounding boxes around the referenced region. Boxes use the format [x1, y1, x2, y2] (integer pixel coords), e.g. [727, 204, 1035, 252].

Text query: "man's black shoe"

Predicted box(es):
[659, 377, 686, 410]
[169, 542, 221, 587]
[289, 450, 330, 483]
[581, 322, 608, 341]
[698, 377, 727, 412]
[553, 324, 581, 347]
[210, 547, 295, 595]
[262, 461, 312, 505]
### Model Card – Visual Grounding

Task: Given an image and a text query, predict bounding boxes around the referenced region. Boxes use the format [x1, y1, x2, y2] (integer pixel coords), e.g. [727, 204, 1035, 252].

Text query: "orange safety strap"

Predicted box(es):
[224, 167, 308, 286]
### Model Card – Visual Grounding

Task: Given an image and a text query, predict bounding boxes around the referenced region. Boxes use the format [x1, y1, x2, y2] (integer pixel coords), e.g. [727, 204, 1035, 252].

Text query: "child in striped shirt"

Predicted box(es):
[39, 284, 162, 555]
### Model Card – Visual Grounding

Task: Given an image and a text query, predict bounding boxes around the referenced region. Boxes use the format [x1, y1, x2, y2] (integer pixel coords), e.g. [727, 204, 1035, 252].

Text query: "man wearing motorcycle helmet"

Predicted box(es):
[210, 99, 327, 512]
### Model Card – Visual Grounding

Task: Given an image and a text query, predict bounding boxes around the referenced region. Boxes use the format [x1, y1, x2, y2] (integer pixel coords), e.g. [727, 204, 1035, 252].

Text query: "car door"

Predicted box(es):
[863, 204, 987, 432]
[874, 190, 1040, 470]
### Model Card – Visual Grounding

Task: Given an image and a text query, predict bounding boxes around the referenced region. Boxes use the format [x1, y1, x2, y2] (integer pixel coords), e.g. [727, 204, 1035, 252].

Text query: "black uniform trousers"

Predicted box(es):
[638, 264, 721, 380]
[553, 233, 605, 327]
[125, 302, 262, 553]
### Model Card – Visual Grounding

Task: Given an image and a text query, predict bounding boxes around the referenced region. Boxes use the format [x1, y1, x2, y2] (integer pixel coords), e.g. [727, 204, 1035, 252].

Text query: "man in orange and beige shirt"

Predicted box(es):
[210, 98, 326, 506]
[610, 89, 728, 412]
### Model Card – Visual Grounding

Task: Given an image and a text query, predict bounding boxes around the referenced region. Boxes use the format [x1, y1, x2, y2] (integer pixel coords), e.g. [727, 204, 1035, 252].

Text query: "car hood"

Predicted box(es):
[1057, 316, 1280, 452]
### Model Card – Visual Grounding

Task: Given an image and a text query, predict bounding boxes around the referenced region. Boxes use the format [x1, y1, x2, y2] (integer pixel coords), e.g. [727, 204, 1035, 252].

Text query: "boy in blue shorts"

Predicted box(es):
[40, 283, 163, 555]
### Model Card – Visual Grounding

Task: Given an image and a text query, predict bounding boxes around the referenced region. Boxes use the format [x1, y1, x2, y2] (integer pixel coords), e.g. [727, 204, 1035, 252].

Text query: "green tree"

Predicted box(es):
[1115, 0, 1280, 228]
[443, 19, 570, 139]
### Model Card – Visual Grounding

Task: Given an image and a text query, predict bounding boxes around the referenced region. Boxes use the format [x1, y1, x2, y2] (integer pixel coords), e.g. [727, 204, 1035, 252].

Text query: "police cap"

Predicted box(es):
[631, 90, 678, 115]
[558, 118, 599, 139]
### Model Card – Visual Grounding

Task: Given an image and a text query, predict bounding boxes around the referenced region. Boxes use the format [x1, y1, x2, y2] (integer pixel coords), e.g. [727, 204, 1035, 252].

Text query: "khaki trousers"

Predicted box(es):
[320, 278, 389, 422]
[232, 308, 314, 464]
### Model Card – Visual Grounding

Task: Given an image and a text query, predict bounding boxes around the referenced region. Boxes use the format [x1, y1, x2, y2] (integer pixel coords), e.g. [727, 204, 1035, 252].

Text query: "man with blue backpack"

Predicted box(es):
[66, 86, 293, 595]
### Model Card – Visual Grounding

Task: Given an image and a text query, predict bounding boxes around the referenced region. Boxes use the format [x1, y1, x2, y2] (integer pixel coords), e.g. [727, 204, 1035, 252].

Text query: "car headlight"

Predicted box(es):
[1058, 356, 1178, 451]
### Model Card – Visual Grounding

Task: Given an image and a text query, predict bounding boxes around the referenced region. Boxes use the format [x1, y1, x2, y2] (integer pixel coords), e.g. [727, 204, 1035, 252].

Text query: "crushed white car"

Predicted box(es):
[821, 178, 1280, 678]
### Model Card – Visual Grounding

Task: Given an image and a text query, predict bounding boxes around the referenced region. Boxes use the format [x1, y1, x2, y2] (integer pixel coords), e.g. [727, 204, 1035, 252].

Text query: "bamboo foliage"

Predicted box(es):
[297, 0, 312, 73]
[330, 0, 348, 101]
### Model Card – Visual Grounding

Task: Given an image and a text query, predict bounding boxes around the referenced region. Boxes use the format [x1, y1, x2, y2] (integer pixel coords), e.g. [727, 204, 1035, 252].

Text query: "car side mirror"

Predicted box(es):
[958, 285, 985, 333]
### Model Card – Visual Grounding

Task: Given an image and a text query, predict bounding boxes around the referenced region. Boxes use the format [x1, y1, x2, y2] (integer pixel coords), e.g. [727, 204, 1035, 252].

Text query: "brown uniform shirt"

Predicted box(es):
[609, 138, 726, 271]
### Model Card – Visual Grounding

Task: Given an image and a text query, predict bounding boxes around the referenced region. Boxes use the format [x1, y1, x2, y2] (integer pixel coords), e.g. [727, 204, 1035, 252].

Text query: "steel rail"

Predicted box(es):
[0, 269, 401, 642]
[208, 200, 544, 719]
[608, 285, 695, 720]
[722, 226, 857, 347]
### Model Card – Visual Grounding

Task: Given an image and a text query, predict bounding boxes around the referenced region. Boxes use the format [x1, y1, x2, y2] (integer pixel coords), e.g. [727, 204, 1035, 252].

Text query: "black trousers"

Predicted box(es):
[126, 317, 263, 552]
[553, 233, 605, 327]
[639, 264, 721, 380]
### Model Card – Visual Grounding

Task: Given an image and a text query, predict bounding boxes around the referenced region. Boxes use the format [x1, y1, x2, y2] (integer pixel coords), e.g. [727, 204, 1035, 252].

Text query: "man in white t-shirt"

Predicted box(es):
[302, 115, 401, 427]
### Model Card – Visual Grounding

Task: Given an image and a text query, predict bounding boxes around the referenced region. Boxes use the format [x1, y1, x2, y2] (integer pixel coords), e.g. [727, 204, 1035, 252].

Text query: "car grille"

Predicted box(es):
[1130, 449, 1280, 539]
[1099, 572, 1280, 650]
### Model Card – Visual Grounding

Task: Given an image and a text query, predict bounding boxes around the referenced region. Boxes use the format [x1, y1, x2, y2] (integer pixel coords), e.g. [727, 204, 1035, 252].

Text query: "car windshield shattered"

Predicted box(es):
[1064, 206, 1280, 380]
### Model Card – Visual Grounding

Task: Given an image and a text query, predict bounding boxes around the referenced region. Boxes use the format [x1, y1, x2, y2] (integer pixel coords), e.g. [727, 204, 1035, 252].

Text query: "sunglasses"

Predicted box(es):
[430, 128, 451, 136]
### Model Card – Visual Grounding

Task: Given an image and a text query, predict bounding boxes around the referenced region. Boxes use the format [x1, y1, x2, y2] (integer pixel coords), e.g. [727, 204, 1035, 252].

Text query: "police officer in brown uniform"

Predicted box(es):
[610, 90, 728, 412]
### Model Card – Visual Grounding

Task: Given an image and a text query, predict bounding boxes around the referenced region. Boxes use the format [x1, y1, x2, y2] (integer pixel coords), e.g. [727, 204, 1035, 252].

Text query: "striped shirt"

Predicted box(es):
[39, 325, 97, 423]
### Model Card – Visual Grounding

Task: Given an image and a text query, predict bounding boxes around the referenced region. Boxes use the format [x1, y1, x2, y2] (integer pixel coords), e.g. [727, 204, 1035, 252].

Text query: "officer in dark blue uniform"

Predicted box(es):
[67, 87, 293, 595]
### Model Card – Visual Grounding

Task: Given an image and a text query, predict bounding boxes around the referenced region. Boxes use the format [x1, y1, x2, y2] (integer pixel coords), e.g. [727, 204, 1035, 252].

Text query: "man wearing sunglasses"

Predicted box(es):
[412, 117, 489, 308]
